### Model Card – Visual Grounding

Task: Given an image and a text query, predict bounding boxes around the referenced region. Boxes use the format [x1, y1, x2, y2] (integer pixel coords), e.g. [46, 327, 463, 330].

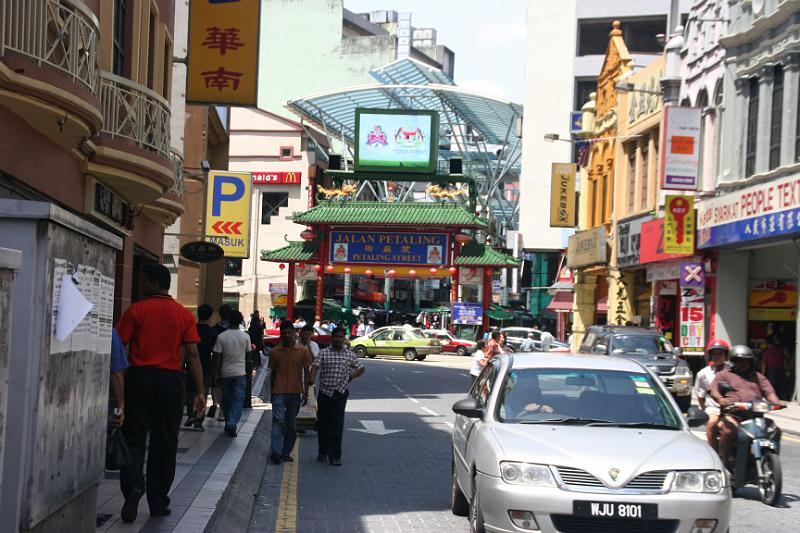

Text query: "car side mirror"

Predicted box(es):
[452, 398, 484, 419]
[594, 344, 608, 355]
[685, 406, 709, 428]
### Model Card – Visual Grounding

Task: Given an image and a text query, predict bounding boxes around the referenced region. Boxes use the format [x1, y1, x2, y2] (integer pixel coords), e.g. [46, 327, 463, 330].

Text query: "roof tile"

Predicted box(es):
[293, 201, 487, 228]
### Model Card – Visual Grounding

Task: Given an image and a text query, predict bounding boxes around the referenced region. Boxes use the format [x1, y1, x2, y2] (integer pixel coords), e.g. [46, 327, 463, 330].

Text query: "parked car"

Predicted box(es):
[500, 327, 570, 352]
[262, 324, 332, 350]
[450, 353, 730, 533]
[423, 329, 476, 356]
[350, 326, 441, 361]
[579, 325, 693, 411]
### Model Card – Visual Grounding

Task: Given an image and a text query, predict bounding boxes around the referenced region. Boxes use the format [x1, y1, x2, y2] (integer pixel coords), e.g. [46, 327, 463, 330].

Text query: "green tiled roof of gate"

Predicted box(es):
[454, 242, 519, 267]
[260, 241, 318, 262]
[293, 201, 487, 228]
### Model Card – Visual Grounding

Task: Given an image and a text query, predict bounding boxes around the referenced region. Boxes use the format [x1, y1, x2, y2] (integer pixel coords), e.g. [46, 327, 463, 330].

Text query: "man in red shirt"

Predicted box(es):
[115, 264, 205, 523]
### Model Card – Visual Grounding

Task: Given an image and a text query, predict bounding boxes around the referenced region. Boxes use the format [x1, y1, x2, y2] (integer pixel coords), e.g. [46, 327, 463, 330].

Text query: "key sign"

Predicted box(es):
[664, 195, 695, 254]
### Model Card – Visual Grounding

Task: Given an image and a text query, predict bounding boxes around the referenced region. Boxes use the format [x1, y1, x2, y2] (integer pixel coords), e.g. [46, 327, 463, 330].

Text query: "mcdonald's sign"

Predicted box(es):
[252, 171, 302, 185]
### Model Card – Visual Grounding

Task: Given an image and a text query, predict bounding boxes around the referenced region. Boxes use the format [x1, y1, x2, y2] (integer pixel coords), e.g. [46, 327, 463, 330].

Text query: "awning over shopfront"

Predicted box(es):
[294, 201, 487, 229]
[546, 292, 574, 312]
[597, 296, 608, 312]
[486, 309, 515, 321]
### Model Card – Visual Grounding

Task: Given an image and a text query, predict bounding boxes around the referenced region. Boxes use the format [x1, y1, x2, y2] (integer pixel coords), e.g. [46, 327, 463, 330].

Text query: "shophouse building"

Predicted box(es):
[568, 22, 633, 348]
[698, 0, 800, 399]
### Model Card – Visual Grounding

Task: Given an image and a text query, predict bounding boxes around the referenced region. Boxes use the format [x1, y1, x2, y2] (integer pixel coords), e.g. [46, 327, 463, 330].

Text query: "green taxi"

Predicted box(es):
[350, 326, 442, 361]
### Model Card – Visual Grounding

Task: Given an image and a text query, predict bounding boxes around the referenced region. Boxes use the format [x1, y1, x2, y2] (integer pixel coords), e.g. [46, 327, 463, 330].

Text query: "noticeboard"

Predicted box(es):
[354, 108, 439, 173]
[452, 302, 483, 325]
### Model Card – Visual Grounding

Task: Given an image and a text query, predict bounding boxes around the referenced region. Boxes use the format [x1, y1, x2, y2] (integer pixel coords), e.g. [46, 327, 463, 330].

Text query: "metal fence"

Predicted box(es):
[168, 150, 184, 198]
[0, 0, 99, 94]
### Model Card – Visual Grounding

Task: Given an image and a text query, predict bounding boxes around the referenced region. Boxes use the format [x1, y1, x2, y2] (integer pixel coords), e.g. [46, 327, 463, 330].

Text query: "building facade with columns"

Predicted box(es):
[697, 0, 800, 400]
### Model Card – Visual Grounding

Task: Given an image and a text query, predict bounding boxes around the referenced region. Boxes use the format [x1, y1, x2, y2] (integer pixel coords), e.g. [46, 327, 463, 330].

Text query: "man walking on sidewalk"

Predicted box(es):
[268, 320, 313, 464]
[315, 327, 365, 466]
[115, 264, 205, 523]
[213, 310, 250, 437]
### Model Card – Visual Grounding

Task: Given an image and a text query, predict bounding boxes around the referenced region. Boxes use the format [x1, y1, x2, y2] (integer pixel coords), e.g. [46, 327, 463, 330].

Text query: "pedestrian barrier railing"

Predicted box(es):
[0, 0, 99, 95]
[99, 71, 171, 159]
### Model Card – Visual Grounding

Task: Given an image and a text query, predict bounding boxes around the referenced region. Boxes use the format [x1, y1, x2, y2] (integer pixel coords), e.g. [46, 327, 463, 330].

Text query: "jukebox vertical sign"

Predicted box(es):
[187, 0, 261, 106]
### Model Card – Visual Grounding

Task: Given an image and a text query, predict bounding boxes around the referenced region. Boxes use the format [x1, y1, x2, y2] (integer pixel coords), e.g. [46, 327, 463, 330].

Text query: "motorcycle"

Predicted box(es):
[718, 398, 785, 506]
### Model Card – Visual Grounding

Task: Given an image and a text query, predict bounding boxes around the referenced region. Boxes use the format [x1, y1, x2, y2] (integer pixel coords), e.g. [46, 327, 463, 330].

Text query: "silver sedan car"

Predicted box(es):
[451, 353, 731, 533]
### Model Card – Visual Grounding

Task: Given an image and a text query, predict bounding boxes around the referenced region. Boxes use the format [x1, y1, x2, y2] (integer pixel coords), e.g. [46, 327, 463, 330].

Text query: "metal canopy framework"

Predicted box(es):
[285, 58, 523, 236]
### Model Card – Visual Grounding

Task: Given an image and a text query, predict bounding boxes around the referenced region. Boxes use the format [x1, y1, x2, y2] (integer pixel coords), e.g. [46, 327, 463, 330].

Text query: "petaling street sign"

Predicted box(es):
[697, 173, 800, 248]
[330, 231, 448, 265]
[187, 0, 260, 106]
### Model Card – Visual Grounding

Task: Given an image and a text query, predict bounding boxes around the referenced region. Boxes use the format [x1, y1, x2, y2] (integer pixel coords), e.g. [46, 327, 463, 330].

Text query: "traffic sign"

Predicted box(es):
[205, 171, 252, 258]
[180, 241, 224, 263]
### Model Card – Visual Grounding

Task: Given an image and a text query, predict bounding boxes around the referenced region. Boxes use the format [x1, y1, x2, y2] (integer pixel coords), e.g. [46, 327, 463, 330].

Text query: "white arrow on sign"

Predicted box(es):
[349, 420, 404, 436]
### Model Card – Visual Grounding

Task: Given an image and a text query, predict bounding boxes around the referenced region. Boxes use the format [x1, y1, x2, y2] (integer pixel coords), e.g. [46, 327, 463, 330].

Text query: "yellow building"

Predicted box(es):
[606, 57, 665, 326]
[569, 21, 632, 348]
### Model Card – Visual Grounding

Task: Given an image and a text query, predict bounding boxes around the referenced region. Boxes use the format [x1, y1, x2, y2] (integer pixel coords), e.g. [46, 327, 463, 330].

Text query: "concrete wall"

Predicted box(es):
[258, 0, 397, 118]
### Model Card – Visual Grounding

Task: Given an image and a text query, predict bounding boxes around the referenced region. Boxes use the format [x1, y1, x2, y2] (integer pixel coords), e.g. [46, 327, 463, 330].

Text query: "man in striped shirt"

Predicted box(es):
[314, 327, 365, 465]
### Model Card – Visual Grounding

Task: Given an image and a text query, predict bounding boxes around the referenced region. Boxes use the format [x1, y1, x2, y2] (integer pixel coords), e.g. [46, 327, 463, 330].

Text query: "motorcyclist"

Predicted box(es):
[694, 339, 730, 450]
[709, 345, 784, 469]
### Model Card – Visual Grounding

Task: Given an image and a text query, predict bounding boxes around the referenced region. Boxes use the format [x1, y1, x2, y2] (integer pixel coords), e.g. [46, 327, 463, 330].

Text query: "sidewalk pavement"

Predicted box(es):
[767, 401, 800, 437]
[96, 363, 270, 533]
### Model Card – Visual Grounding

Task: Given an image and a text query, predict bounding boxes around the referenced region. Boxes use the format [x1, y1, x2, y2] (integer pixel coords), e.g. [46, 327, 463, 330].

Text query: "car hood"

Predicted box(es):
[614, 354, 680, 373]
[489, 424, 719, 487]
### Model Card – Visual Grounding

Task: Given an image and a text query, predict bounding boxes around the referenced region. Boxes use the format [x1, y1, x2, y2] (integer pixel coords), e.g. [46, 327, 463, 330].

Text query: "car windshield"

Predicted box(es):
[407, 329, 426, 339]
[496, 368, 681, 429]
[610, 335, 674, 355]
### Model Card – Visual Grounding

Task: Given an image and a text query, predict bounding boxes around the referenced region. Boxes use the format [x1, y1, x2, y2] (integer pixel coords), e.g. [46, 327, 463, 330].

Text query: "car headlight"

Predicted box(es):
[675, 365, 692, 376]
[671, 471, 725, 493]
[500, 462, 556, 487]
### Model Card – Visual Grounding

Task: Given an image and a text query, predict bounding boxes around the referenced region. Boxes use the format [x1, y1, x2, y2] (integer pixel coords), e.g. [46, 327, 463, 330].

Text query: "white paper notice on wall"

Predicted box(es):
[55, 274, 94, 342]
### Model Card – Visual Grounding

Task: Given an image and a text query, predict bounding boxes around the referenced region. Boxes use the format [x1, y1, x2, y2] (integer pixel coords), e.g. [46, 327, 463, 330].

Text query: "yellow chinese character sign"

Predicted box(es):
[205, 171, 252, 258]
[664, 195, 695, 254]
[187, 0, 260, 106]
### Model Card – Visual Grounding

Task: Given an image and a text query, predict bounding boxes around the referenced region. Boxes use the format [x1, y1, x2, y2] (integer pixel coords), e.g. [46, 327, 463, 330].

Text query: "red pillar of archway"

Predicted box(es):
[287, 262, 296, 321]
[482, 268, 492, 332]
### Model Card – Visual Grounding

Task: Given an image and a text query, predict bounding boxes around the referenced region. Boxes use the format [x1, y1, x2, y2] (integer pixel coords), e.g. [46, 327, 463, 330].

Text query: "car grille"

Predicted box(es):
[626, 471, 668, 490]
[647, 364, 675, 375]
[555, 467, 669, 491]
[551, 515, 679, 533]
[661, 377, 675, 387]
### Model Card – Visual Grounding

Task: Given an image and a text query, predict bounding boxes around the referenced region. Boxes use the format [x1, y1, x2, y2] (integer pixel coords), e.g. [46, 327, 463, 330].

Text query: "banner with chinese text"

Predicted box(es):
[187, 0, 260, 106]
[664, 195, 695, 254]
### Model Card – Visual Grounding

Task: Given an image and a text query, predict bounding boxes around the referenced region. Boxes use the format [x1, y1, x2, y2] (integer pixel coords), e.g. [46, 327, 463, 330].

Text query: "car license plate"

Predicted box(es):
[573, 501, 657, 520]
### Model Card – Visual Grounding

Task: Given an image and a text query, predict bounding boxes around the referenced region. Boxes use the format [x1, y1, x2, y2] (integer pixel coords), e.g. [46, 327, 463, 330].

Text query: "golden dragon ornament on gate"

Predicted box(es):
[317, 184, 357, 199]
[426, 184, 467, 199]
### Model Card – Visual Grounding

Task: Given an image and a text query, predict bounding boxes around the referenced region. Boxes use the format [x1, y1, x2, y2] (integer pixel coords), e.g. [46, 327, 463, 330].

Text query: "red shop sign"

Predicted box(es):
[640, 219, 692, 264]
[252, 171, 302, 185]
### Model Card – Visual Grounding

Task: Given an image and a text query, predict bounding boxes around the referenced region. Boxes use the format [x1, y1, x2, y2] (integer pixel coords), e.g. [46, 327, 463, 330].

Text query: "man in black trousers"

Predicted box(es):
[314, 327, 365, 465]
[115, 264, 205, 522]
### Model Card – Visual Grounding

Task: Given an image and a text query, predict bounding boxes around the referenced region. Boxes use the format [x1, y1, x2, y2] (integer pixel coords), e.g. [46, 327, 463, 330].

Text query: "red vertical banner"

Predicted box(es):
[308, 166, 316, 208]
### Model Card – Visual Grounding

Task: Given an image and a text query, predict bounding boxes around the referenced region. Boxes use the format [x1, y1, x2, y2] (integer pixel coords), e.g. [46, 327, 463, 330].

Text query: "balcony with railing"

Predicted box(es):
[0, 0, 103, 145]
[143, 150, 185, 226]
[86, 71, 173, 205]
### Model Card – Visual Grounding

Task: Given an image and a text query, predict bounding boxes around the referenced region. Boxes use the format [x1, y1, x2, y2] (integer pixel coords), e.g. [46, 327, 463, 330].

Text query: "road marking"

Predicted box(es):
[407, 396, 419, 404]
[349, 419, 404, 435]
[274, 439, 300, 533]
[784, 433, 800, 444]
[421, 406, 439, 416]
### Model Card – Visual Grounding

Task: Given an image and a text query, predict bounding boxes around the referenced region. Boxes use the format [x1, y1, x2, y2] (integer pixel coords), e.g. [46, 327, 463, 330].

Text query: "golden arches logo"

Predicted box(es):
[286, 172, 299, 184]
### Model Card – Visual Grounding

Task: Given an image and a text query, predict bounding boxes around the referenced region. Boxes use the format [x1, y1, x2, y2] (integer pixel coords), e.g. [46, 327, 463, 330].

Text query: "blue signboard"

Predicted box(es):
[698, 208, 800, 249]
[452, 302, 483, 325]
[569, 111, 583, 134]
[329, 231, 448, 265]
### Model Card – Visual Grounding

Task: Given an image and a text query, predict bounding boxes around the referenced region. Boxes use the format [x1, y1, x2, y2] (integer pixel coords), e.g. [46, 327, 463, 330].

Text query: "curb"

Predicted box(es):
[203, 408, 270, 533]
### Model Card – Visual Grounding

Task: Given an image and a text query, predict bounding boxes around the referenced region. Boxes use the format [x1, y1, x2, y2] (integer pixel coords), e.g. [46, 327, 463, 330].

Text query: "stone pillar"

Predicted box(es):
[286, 263, 296, 321]
[756, 66, 774, 175]
[383, 277, 392, 311]
[714, 251, 749, 345]
[571, 271, 598, 351]
[343, 273, 352, 310]
[414, 278, 421, 313]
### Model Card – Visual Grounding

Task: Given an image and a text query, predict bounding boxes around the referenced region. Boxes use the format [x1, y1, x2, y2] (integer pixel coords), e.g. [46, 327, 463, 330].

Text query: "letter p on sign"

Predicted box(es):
[205, 171, 252, 258]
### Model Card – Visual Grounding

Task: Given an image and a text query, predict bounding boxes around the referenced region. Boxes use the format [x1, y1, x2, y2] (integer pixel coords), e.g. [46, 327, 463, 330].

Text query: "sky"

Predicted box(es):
[343, 0, 527, 103]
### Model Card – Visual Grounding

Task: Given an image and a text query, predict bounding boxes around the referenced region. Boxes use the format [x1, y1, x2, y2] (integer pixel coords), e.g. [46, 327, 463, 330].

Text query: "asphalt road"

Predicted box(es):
[249, 353, 800, 532]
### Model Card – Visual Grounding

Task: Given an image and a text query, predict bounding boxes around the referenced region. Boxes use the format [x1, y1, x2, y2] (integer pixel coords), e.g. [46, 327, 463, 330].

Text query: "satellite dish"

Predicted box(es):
[752, 0, 765, 15]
